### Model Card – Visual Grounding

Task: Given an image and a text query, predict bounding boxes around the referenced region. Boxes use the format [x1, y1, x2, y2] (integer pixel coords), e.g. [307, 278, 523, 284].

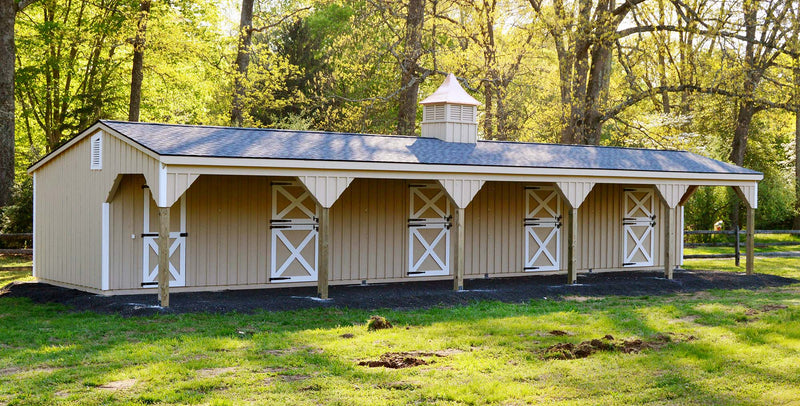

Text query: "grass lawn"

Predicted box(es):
[1, 258, 799, 405]
[684, 234, 800, 256]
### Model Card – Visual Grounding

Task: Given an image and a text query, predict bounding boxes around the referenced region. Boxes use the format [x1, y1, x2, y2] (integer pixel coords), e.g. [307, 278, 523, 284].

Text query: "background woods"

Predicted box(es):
[1, 0, 799, 232]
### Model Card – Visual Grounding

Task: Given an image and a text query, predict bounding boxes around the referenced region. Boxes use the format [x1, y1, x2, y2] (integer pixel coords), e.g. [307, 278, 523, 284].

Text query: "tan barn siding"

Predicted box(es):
[102, 176, 686, 292]
[329, 178, 408, 282]
[464, 181, 526, 275]
[109, 175, 146, 290]
[184, 175, 271, 287]
[35, 130, 159, 290]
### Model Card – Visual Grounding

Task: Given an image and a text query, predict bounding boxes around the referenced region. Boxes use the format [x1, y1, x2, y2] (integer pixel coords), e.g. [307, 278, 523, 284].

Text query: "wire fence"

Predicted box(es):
[684, 229, 800, 264]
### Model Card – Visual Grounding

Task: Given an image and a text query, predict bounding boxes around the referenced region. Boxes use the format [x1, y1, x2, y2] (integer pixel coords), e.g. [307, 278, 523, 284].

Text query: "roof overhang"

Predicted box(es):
[159, 155, 763, 186]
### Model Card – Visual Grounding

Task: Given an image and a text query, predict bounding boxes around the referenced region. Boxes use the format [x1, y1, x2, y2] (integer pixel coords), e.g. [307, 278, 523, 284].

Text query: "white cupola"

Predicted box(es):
[420, 73, 481, 143]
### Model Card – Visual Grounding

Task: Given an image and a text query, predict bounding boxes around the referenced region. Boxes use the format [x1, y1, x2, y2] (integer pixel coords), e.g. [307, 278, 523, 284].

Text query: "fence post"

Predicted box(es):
[734, 226, 740, 267]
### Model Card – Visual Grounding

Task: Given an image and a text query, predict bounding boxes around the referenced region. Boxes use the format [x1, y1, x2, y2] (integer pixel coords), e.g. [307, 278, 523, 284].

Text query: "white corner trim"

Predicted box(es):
[101, 202, 110, 290]
[158, 163, 168, 207]
[680, 206, 685, 266]
[32, 173, 37, 278]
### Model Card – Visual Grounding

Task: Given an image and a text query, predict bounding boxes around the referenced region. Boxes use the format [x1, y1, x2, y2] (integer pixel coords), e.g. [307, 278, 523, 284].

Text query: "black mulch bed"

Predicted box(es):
[1, 269, 797, 317]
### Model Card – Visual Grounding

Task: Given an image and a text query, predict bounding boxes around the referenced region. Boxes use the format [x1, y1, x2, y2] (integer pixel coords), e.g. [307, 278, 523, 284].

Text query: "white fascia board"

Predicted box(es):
[160, 155, 763, 185]
[28, 122, 161, 173]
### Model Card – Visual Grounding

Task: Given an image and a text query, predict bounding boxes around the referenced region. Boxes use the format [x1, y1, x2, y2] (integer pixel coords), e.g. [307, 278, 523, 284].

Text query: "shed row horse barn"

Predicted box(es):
[28, 75, 762, 306]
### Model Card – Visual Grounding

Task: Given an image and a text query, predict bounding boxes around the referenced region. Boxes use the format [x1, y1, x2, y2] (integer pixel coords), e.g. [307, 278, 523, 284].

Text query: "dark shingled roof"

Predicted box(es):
[102, 120, 759, 175]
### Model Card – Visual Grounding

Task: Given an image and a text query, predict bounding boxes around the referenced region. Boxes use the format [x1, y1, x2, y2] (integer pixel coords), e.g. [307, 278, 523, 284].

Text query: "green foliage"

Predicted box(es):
[0, 175, 32, 235]
[8, 0, 800, 229]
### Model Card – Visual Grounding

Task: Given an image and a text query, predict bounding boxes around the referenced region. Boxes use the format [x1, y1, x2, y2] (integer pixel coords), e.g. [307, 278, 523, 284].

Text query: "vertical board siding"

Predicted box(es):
[464, 182, 526, 275]
[185, 175, 271, 287]
[329, 178, 407, 282]
[35, 131, 159, 290]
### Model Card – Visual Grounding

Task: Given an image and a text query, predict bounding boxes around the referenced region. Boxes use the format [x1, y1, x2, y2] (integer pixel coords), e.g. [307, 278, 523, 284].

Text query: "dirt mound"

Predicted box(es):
[548, 330, 570, 336]
[367, 315, 393, 331]
[543, 333, 695, 360]
[359, 353, 428, 369]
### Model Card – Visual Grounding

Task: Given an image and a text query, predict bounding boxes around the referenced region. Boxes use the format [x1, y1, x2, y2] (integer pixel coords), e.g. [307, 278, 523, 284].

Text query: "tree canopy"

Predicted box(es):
[4, 0, 800, 230]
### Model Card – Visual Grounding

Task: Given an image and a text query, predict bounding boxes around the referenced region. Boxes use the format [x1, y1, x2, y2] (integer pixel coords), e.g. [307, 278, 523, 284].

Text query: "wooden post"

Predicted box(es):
[453, 207, 465, 291]
[734, 225, 741, 267]
[746, 206, 755, 275]
[157, 206, 170, 307]
[567, 207, 578, 284]
[317, 207, 330, 299]
[664, 206, 675, 279]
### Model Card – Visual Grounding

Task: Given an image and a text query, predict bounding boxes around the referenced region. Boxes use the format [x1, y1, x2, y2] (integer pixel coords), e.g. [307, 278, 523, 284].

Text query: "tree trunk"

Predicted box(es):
[794, 100, 800, 229]
[128, 0, 150, 122]
[231, 0, 254, 127]
[0, 0, 17, 206]
[730, 101, 755, 166]
[727, 0, 757, 228]
[397, 0, 424, 136]
[793, 63, 800, 229]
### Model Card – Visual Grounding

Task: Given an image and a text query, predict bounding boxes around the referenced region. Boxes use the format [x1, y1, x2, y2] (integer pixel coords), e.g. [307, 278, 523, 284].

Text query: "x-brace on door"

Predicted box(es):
[270, 181, 319, 283]
[142, 187, 187, 288]
[524, 186, 562, 271]
[408, 183, 451, 276]
[623, 188, 656, 267]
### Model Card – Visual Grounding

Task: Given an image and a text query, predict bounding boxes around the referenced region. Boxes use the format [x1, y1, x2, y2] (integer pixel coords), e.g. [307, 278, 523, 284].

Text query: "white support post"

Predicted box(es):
[101, 203, 110, 290]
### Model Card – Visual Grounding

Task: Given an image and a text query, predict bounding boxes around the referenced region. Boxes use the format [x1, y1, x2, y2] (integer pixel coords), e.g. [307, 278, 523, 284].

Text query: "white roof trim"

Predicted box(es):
[160, 155, 763, 183]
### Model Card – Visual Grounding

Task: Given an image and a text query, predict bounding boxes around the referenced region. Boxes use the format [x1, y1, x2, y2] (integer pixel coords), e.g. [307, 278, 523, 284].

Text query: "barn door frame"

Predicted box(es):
[142, 188, 187, 287]
[623, 187, 656, 267]
[270, 180, 319, 283]
[524, 186, 562, 271]
[408, 183, 451, 276]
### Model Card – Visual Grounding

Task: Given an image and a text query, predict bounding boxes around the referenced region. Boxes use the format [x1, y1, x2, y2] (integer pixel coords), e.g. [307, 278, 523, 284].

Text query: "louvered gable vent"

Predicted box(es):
[90, 132, 102, 170]
[420, 73, 480, 144]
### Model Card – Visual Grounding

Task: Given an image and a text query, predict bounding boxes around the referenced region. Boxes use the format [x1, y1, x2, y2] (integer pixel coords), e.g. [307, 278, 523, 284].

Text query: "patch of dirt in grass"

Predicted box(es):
[741, 304, 789, 322]
[377, 381, 421, 390]
[281, 374, 310, 382]
[196, 367, 237, 378]
[547, 330, 573, 336]
[563, 296, 601, 302]
[262, 366, 287, 373]
[358, 348, 463, 369]
[0, 367, 20, 376]
[359, 353, 429, 369]
[542, 333, 695, 360]
[98, 379, 136, 391]
[0, 366, 57, 376]
[340, 333, 355, 339]
[760, 304, 789, 312]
